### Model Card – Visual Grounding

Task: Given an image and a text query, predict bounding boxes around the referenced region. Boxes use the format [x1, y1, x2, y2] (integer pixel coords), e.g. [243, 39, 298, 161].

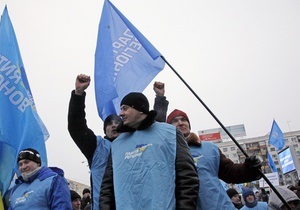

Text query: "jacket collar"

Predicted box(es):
[116, 110, 157, 133]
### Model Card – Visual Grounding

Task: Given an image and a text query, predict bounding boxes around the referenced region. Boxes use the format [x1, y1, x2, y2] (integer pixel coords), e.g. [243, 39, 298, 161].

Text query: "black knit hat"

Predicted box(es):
[17, 148, 41, 165]
[70, 190, 81, 201]
[82, 188, 90, 195]
[103, 114, 122, 134]
[227, 188, 239, 198]
[121, 92, 149, 114]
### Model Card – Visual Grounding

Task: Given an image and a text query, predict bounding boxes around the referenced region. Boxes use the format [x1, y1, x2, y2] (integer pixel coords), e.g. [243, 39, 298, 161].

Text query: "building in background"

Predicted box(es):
[67, 178, 90, 196]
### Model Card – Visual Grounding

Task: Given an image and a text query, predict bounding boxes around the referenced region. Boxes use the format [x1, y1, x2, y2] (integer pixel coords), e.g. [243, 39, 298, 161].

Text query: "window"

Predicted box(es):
[270, 148, 275, 151]
[230, 147, 235, 151]
[223, 148, 228, 152]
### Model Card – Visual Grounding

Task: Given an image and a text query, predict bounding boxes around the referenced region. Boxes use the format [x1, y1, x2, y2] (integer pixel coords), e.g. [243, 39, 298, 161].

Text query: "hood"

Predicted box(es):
[268, 186, 299, 210]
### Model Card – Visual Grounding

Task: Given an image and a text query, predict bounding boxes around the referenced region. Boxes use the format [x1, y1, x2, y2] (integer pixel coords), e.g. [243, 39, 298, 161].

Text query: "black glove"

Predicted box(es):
[245, 156, 261, 169]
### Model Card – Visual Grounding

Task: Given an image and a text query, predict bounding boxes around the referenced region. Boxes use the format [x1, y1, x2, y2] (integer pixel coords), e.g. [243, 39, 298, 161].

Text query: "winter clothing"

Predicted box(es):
[17, 148, 41, 165]
[167, 109, 191, 129]
[153, 95, 169, 122]
[82, 188, 90, 195]
[100, 105, 199, 209]
[120, 92, 149, 113]
[241, 187, 267, 210]
[68, 90, 170, 210]
[81, 188, 91, 209]
[257, 188, 269, 203]
[240, 202, 268, 210]
[166, 108, 262, 210]
[70, 190, 81, 201]
[227, 188, 240, 199]
[103, 114, 122, 134]
[227, 188, 244, 209]
[7, 167, 72, 210]
[192, 141, 235, 210]
[68, 90, 112, 210]
[268, 186, 300, 210]
[242, 187, 255, 199]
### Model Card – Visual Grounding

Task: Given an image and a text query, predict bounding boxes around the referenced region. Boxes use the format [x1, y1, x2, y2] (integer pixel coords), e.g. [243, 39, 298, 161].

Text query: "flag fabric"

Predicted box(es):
[268, 120, 285, 151]
[220, 180, 228, 190]
[95, 0, 165, 120]
[0, 6, 49, 195]
[0, 192, 4, 210]
[267, 152, 278, 172]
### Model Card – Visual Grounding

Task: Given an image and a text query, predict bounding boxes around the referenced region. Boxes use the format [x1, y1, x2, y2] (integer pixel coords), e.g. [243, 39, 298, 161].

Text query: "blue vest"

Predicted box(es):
[111, 122, 176, 210]
[90, 136, 111, 210]
[240, 202, 268, 210]
[190, 141, 235, 210]
[8, 167, 71, 210]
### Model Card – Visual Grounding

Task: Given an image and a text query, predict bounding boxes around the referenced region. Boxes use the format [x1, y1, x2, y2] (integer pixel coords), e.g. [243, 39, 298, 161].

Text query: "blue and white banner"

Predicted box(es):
[0, 6, 49, 194]
[94, 0, 165, 120]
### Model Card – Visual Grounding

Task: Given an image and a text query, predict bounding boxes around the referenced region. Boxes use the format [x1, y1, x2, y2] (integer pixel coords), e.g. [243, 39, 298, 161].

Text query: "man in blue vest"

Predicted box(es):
[68, 75, 170, 210]
[167, 109, 262, 210]
[100, 92, 199, 210]
[6, 148, 72, 210]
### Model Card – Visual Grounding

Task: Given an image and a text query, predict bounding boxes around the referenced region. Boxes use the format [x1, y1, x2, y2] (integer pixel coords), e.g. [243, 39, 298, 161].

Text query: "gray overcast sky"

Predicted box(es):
[1, 0, 299, 185]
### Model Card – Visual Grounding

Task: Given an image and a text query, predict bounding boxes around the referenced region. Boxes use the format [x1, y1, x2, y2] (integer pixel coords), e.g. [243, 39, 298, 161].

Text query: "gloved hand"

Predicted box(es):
[245, 156, 261, 169]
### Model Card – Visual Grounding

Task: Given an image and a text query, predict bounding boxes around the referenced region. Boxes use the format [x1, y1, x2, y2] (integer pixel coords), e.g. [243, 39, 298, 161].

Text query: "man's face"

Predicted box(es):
[120, 105, 143, 126]
[245, 194, 255, 203]
[170, 116, 190, 137]
[18, 159, 39, 174]
[72, 198, 81, 210]
[105, 120, 120, 139]
[231, 194, 241, 204]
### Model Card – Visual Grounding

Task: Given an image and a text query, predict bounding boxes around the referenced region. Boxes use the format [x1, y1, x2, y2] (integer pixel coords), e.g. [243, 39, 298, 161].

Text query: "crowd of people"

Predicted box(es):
[2, 74, 300, 210]
[226, 185, 300, 210]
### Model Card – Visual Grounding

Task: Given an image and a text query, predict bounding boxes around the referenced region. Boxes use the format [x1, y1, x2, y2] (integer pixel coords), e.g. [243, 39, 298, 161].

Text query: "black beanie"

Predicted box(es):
[70, 190, 81, 201]
[17, 148, 41, 165]
[103, 114, 122, 134]
[121, 92, 149, 114]
[82, 188, 90, 195]
[227, 188, 239, 198]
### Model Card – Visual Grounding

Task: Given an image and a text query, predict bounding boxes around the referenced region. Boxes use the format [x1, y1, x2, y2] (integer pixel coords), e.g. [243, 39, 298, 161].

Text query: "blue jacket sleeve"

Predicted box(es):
[49, 175, 72, 210]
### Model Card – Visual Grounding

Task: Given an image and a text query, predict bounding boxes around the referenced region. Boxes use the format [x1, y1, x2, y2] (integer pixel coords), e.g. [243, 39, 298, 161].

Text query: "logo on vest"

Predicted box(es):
[15, 190, 34, 204]
[125, 143, 153, 159]
[193, 155, 204, 166]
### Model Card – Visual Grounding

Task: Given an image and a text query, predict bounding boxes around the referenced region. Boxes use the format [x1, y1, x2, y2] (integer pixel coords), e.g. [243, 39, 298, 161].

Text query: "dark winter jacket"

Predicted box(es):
[100, 112, 199, 210]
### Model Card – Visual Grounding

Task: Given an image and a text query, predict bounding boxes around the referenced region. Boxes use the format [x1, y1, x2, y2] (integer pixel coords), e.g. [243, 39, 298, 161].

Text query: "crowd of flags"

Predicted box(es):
[0, 0, 290, 206]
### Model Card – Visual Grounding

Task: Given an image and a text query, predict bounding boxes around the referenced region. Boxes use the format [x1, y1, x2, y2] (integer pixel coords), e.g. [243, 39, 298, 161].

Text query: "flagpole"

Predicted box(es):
[160, 55, 292, 210]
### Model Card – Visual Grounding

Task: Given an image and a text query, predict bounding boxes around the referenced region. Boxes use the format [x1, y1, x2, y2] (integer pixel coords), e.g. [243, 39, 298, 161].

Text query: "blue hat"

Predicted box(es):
[242, 187, 254, 200]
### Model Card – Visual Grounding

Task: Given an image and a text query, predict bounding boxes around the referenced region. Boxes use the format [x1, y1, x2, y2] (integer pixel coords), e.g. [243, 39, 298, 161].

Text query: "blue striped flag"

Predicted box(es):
[268, 120, 285, 151]
[94, 0, 165, 120]
[0, 6, 49, 195]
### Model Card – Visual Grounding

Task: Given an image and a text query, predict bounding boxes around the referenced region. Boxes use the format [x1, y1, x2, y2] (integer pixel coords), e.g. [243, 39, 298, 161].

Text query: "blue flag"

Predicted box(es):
[267, 152, 277, 172]
[0, 6, 49, 194]
[220, 180, 228, 190]
[95, 0, 165, 120]
[268, 120, 285, 151]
